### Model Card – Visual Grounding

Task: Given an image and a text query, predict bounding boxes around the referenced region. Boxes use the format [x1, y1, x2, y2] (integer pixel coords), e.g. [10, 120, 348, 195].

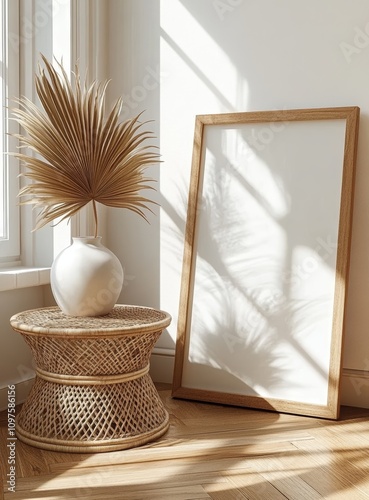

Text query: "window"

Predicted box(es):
[0, 0, 20, 263]
[0, 0, 98, 270]
[0, 0, 73, 267]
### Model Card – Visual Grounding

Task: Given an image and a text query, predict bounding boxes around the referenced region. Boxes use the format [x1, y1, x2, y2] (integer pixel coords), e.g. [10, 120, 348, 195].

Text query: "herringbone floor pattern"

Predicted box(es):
[1, 384, 369, 499]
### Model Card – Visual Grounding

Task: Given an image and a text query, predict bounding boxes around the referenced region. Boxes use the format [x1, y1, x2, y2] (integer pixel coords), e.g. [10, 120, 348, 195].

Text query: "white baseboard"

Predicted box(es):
[3, 360, 368, 414]
[149, 348, 175, 384]
[340, 368, 369, 409]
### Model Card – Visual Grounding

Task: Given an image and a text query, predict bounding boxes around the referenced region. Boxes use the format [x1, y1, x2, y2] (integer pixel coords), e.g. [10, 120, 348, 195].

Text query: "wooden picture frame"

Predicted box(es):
[172, 107, 360, 419]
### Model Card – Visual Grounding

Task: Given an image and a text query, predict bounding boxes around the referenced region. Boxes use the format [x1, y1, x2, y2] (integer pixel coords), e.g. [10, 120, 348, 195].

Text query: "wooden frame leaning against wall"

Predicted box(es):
[172, 106, 360, 420]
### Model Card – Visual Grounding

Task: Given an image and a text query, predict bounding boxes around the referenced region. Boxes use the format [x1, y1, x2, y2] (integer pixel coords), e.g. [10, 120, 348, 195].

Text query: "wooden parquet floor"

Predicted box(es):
[1, 384, 369, 499]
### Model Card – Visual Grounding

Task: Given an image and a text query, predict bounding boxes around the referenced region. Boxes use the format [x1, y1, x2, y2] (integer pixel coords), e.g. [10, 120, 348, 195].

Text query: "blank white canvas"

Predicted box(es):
[182, 119, 346, 405]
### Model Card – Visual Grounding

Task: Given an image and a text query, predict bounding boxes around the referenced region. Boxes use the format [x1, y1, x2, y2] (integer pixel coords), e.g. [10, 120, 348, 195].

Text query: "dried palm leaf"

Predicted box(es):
[10, 54, 160, 237]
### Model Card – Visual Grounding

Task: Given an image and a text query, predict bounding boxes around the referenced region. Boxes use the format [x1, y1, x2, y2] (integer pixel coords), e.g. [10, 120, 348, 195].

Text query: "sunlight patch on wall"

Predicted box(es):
[160, 0, 249, 114]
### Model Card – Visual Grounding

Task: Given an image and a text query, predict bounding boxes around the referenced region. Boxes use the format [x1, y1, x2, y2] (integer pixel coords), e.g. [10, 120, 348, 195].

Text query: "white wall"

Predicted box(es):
[106, 1, 162, 310]
[106, 0, 369, 407]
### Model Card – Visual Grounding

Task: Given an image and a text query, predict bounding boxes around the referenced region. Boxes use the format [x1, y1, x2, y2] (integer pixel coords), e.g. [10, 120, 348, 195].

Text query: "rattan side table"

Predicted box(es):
[10, 305, 171, 453]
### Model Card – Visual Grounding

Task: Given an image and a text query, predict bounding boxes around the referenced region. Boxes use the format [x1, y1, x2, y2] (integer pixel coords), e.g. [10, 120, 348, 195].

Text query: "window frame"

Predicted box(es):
[19, 0, 75, 269]
[0, 0, 20, 264]
[0, 0, 103, 272]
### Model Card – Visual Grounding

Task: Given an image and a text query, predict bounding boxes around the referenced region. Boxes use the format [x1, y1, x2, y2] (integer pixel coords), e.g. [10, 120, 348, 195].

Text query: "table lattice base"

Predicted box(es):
[11, 305, 172, 453]
[16, 374, 169, 453]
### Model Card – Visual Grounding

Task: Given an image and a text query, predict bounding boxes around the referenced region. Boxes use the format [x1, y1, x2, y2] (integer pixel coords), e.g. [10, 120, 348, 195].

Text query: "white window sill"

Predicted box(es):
[0, 267, 50, 291]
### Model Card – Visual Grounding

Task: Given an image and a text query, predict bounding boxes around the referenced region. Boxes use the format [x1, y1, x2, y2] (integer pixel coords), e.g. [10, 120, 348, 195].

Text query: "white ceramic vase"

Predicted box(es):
[50, 236, 124, 317]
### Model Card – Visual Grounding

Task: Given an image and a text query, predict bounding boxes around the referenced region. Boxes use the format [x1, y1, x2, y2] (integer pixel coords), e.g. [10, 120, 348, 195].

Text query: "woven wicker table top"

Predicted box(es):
[10, 305, 171, 337]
